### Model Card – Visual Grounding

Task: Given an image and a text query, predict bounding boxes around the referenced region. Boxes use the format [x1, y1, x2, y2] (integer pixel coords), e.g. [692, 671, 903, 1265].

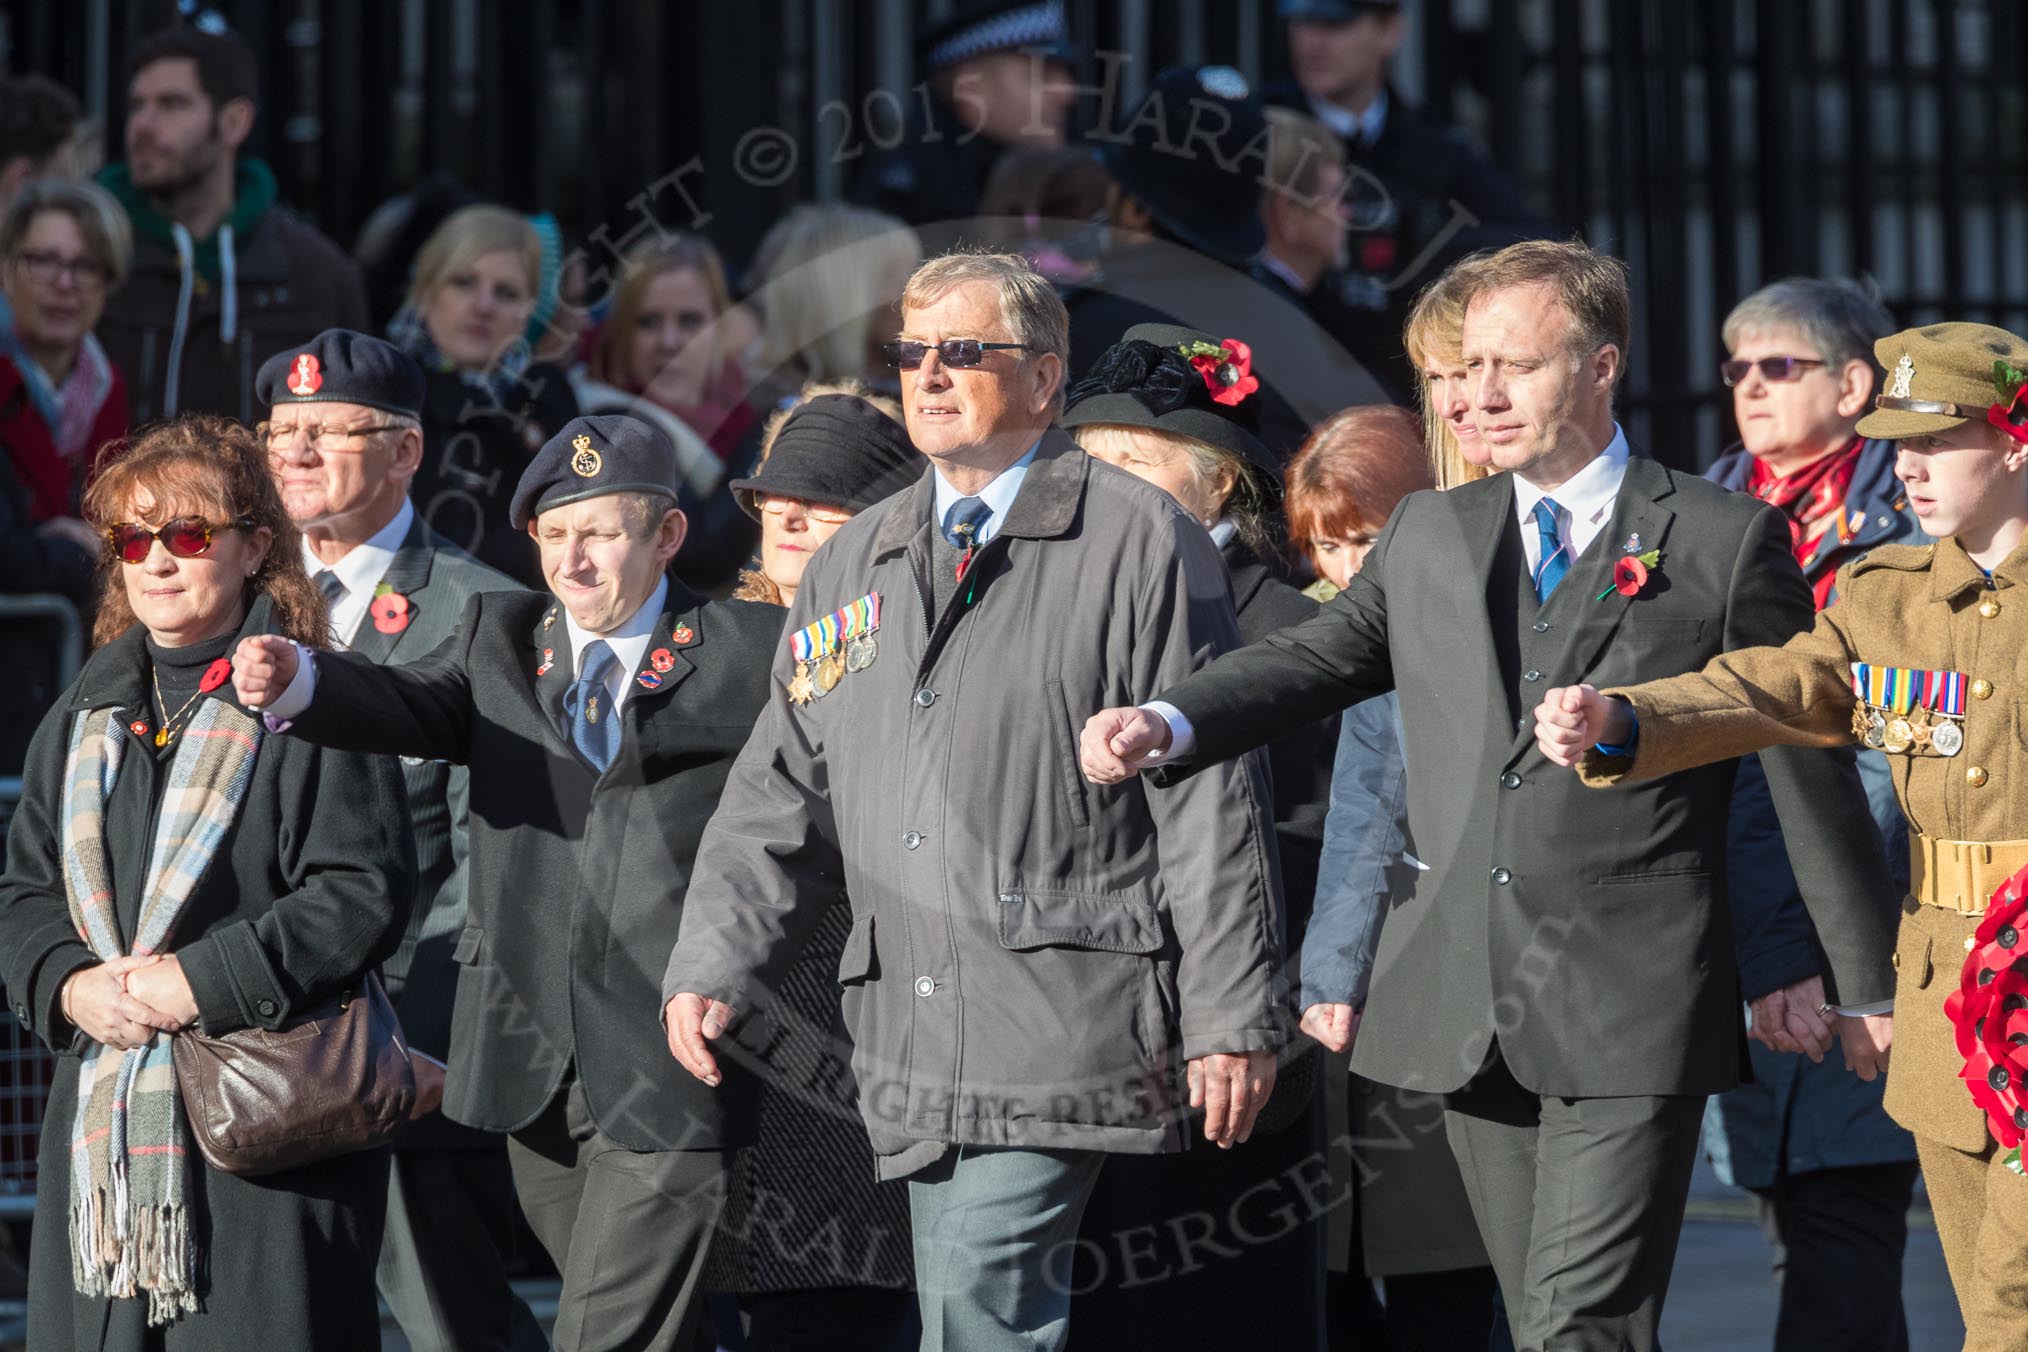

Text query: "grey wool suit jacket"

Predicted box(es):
[1154, 452, 1899, 1100]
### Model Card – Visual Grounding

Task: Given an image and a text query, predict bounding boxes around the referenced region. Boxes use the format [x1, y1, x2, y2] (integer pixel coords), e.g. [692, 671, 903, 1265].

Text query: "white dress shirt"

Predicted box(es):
[1147, 425, 1633, 762]
[302, 499, 415, 647]
[1307, 88, 1389, 147]
[930, 438, 1042, 545]
[562, 576, 669, 719]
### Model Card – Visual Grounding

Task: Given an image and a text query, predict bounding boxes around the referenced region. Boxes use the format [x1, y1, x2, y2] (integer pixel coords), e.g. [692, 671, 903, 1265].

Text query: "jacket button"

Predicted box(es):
[256, 998, 278, 1018]
[914, 976, 935, 997]
[1532, 620, 1550, 633]
[914, 688, 936, 708]
[1523, 670, 1543, 683]
[1973, 679, 1995, 700]
[902, 830, 923, 849]
[1968, 765, 1990, 789]
[1500, 772, 1522, 790]
[1980, 598, 2001, 619]
[1891, 949, 1901, 970]
[1491, 867, 1512, 885]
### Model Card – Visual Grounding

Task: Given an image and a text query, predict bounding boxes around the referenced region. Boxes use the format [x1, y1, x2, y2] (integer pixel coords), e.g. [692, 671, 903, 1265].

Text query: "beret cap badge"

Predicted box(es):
[570, 434, 602, 478]
[288, 353, 322, 397]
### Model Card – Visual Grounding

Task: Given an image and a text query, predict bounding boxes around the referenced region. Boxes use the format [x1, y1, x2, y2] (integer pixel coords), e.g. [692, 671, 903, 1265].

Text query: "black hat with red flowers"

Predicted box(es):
[1062, 322, 1278, 479]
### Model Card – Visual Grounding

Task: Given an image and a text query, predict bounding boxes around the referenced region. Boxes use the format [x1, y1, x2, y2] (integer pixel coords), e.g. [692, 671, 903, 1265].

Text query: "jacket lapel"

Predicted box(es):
[1503, 454, 1677, 765]
[343, 514, 437, 663]
[622, 599, 702, 714]
[1449, 474, 1517, 725]
[527, 600, 572, 753]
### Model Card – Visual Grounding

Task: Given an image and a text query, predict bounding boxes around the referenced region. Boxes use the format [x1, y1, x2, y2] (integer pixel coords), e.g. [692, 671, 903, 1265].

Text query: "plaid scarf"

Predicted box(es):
[386, 302, 534, 409]
[1748, 438, 1865, 610]
[61, 700, 262, 1324]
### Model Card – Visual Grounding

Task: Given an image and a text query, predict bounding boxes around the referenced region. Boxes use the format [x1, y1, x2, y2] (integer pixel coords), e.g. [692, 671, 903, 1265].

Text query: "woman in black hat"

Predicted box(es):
[1060, 324, 1336, 1349]
[707, 389, 925, 1351]
[727, 387, 923, 609]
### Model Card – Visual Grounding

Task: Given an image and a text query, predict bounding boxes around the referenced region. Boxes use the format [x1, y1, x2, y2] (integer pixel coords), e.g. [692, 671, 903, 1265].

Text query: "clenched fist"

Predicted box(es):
[1533, 684, 1633, 767]
[233, 634, 300, 708]
[1079, 706, 1171, 783]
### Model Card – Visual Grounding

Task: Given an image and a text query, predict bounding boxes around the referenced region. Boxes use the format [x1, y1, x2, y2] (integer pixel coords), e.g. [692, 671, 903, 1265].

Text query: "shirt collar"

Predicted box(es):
[562, 575, 669, 675]
[302, 498, 415, 598]
[931, 437, 1043, 545]
[1307, 88, 1389, 146]
[1511, 424, 1631, 531]
[1257, 254, 1310, 295]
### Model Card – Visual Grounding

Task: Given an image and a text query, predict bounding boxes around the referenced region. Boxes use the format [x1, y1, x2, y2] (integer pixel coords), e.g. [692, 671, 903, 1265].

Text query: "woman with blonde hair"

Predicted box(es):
[0, 416, 412, 1348]
[1403, 255, 1496, 491]
[389, 204, 579, 583]
[581, 233, 756, 463]
[744, 205, 923, 406]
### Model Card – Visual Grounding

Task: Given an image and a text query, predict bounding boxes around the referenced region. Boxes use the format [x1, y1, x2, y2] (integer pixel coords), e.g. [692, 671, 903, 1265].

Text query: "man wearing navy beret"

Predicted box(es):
[234, 413, 783, 1349]
[255, 328, 542, 1351]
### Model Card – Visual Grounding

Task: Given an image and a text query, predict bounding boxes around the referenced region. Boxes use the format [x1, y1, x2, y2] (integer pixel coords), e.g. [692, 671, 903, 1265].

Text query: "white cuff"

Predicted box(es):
[1139, 701, 1195, 762]
[260, 643, 319, 721]
[1835, 1000, 1894, 1018]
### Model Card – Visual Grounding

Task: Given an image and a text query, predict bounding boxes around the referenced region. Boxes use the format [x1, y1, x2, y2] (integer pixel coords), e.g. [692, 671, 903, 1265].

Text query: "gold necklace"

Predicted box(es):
[150, 667, 207, 749]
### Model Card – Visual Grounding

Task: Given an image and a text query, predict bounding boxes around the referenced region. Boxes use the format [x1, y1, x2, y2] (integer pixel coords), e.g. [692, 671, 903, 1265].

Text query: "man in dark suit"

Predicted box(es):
[1079, 239, 1898, 1350]
[235, 414, 781, 1350]
[255, 329, 540, 1352]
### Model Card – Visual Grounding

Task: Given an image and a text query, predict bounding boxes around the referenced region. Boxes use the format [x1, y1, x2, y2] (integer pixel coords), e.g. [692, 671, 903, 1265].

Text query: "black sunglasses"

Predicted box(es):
[883, 338, 1031, 371]
[106, 515, 255, 564]
[1720, 356, 1826, 387]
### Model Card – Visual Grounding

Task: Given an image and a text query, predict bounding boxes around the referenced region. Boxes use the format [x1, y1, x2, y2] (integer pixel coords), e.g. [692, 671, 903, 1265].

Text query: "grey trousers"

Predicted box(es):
[1443, 1052, 1703, 1352]
[908, 1147, 1107, 1352]
[506, 1081, 729, 1352]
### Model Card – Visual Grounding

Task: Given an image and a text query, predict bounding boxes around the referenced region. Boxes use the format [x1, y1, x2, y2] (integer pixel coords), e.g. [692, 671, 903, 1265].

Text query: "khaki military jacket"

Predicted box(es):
[1582, 535, 2028, 1149]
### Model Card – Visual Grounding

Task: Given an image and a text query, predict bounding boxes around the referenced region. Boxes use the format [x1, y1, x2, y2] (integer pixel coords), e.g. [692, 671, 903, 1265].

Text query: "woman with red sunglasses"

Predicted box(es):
[0, 416, 413, 1348]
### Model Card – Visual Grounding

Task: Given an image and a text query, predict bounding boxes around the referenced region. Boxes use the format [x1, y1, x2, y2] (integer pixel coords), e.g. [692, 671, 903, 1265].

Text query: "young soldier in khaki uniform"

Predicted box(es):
[1534, 321, 2028, 1348]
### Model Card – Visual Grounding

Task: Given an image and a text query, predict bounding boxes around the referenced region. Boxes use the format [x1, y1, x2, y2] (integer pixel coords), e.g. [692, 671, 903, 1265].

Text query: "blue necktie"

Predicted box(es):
[1532, 498, 1570, 603]
[942, 496, 993, 550]
[563, 639, 620, 774]
[314, 569, 345, 608]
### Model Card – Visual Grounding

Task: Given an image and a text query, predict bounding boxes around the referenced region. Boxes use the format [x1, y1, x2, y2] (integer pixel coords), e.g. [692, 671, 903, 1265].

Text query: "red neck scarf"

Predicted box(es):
[1746, 438, 1865, 609]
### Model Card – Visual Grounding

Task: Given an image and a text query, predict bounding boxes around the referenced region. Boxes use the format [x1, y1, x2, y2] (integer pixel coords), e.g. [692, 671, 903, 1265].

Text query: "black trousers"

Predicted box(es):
[1751, 1161, 1919, 1352]
[378, 1143, 548, 1352]
[506, 1081, 728, 1352]
[738, 1286, 918, 1352]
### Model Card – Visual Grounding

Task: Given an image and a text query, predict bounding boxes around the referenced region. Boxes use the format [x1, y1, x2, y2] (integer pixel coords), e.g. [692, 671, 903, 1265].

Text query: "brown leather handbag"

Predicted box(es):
[171, 972, 417, 1177]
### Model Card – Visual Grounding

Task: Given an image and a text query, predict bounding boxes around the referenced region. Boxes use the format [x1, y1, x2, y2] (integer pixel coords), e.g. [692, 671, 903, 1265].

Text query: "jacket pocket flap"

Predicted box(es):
[997, 891, 1162, 955]
[837, 913, 877, 986]
[451, 925, 483, 966]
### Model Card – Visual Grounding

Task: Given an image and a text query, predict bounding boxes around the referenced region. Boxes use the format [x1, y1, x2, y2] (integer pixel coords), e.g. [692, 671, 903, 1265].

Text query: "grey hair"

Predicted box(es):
[1722, 277, 1894, 372]
[901, 250, 1070, 413]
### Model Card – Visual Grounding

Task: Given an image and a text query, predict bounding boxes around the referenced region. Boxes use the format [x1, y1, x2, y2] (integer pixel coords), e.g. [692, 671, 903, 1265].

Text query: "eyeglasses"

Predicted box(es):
[259, 420, 406, 454]
[1720, 356, 1826, 387]
[882, 339, 1031, 371]
[105, 515, 255, 564]
[757, 495, 854, 524]
[11, 249, 107, 287]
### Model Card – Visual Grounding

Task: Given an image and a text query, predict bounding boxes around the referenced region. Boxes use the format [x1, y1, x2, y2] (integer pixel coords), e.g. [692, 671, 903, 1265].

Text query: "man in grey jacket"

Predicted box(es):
[663, 252, 1286, 1352]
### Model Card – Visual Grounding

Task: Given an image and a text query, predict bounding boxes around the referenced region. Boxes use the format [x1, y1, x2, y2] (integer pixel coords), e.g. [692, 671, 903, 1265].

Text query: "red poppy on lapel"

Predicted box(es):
[650, 648, 674, 673]
[129, 719, 150, 739]
[199, 658, 233, 693]
[672, 624, 695, 646]
[370, 591, 412, 635]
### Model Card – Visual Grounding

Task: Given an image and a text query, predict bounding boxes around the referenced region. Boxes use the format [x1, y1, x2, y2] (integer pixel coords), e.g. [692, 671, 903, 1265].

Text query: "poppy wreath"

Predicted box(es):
[1990, 360, 2028, 446]
[1944, 862, 2028, 1171]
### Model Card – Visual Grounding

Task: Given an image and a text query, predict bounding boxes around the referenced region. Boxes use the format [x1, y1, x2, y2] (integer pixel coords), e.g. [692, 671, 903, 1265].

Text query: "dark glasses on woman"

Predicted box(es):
[106, 516, 255, 564]
[1719, 356, 1826, 387]
[882, 338, 1031, 370]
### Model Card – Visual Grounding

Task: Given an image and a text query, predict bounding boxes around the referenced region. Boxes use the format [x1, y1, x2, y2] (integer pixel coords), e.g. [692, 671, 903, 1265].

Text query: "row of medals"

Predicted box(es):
[789, 630, 879, 705]
[1851, 701, 1965, 757]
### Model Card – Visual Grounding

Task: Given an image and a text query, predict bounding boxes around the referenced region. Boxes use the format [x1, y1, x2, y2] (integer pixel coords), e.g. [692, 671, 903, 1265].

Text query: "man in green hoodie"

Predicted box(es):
[97, 25, 367, 425]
